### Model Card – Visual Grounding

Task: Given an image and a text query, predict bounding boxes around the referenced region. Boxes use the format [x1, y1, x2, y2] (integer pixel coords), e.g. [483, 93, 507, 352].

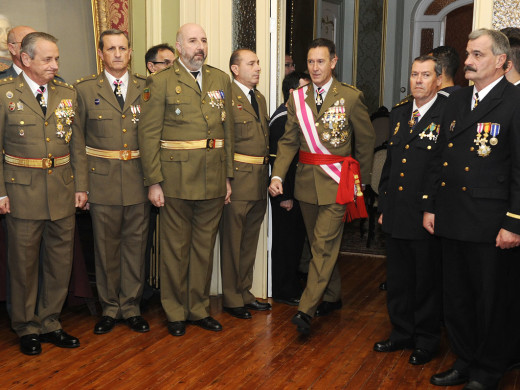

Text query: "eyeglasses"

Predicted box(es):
[152, 60, 173, 65]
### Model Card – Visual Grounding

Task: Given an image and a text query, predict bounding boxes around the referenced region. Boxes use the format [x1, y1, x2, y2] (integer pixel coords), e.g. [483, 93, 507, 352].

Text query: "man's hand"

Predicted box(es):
[75, 192, 88, 209]
[268, 178, 283, 197]
[0, 197, 10, 214]
[378, 213, 383, 225]
[423, 212, 435, 234]
[225, 178, 232, 204]
[148, 183, 165, 207]
[280, 199, 293, 211]
[496, 228, 520, 249]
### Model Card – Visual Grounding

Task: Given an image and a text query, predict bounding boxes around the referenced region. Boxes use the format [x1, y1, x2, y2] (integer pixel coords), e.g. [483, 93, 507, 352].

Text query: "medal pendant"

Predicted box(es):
[490, 137, 498, 146]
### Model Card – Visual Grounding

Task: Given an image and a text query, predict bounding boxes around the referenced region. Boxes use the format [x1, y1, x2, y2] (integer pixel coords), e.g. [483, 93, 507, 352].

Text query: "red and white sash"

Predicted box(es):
[293, 86, 341, 184]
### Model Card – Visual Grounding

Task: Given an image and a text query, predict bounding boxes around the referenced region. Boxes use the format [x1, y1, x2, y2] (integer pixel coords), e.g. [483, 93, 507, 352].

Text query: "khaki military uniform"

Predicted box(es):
[219, 82, 269, 308]
[272, 78, 375, 316]
[0, 74, 88, 336]
[75, 72, 149, 319]
[138, 61, 234, 322]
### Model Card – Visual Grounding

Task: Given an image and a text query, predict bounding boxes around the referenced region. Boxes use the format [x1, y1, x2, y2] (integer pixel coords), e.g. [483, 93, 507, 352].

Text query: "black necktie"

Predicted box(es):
[36, 85, 46, 115]
[191, 71, 200, 90]
[249, 89, 259, 117]
[316, 87, 324, 113]
[113, 79, 125, 109]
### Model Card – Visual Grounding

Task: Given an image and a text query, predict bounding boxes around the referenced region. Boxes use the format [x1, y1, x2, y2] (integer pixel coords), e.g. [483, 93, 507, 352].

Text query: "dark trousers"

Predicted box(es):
[270, 197, 306, 299]
[442, 238, 510, 386]
[385, 235, 441, 352]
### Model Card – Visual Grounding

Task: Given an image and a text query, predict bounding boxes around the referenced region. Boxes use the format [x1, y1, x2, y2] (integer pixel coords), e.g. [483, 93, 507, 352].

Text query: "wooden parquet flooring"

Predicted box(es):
[0, 254, 518, 389]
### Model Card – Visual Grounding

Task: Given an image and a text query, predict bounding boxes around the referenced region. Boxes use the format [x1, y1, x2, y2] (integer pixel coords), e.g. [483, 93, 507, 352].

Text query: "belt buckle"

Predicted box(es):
[206, 139, 215, 149]
[120, 150, 131, 161]
[42, 157, 54, 168]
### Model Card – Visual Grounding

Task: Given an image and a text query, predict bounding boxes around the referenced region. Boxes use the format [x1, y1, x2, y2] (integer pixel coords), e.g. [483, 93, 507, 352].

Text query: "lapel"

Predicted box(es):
[173, 61, 202, 97]
[452, 78, 507, 138]
[14, 74, 45, 118]
[303, 85, 318, 119]
[232, 82, 256, 118]
[318, 78, 341, 121]
[124, 73, 142, 111]
[96, 73, 121, 112]
[45, 80, 61, 120]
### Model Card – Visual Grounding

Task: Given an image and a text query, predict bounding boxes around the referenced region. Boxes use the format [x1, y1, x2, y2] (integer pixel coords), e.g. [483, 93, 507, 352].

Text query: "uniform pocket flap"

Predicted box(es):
[89, 110, 113, 120]
[88, 157, 110, 175]
[7, 115, 37, 126]
[161, 150, 189, 162]
[470, 187, 508, 200]
[3, 169, 32, 185]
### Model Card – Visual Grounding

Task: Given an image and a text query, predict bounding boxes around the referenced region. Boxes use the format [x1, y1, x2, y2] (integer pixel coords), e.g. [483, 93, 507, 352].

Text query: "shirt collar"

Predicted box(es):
[104, 70, 129, 87]
[472, 76, 503, 102]
[234, 79, 254, 102]
[22, 72, 47, 97]
[178, 58, 202, 75]
[412, 94, 438, 118]
[13, 63, 22, 75]
[312, 77, 334, 97]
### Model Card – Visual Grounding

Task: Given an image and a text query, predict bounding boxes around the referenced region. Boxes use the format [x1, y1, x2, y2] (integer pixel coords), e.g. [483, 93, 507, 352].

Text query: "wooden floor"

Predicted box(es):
[0, 254, 518, 389]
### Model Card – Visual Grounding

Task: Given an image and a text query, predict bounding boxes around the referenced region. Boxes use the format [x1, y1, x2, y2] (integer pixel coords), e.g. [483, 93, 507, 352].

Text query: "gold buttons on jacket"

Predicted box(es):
[441, 182, 446, 186]
[48, 153, 52, 158]
[400, 172, 404, 177]
[122, 114, 126, 119]
[465, 167, 469, 171]
[20, 120, 24, 125]
[123, 143, 128, 148]
[402, 158, 407, 163]
[98, 115, 103, 119]
[443, 162, 448, 167]
[122, 129, 127, 133]
[91, 168, 95, 171]
[45, 121, 49, 126]
[427, 145, 432, 150]
[398, 186, 403, 191]
[48, 169, 52, 174]
[46, 137, 50, 142]
[405, 144, 409, 149]
[448, 143, 453, 148]
[462, 187, 467, 191]
[470, 147, 475, 152]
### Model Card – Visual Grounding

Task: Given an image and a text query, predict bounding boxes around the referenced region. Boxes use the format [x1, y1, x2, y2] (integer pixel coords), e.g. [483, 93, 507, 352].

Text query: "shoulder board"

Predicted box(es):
[52, 79, 74, 89]
[438, 90, 450, 98]
[134, 73, 146, 80]
[0, 76, 14, 85]
[341, 82, 360, 92]
[151, 67, 170, 76]
[75, 74, 99, 85]
[393, 94, 412, 108]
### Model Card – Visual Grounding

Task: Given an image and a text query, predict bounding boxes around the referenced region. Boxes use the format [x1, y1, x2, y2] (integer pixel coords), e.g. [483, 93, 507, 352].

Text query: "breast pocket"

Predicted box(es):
[166, 96, 191, 121]
[87, 110, 113, 138]
[234, 117, 255, 140]
[7, 114, 38, 145]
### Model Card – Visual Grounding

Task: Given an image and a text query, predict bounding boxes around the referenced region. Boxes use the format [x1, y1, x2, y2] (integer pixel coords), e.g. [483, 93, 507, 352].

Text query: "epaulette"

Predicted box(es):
[52, 78, 74, 89]
[0, 76, 14, 85]
[134, 73, 146, 80]
[150, 67, 170, 76]
[75, 74, 98, 84]
[393, 94, 412, 108]
[438, 90, 450, 98]
[341, 82, 360, 92]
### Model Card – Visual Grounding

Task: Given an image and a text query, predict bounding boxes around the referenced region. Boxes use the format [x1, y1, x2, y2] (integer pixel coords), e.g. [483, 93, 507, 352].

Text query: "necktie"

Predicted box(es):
[113, 79, 124, 109]
[249, 89, 259, 117]
[316, 88, 324, 112]
[36, 85, 46, 115]
[191, 71, 200, 90]
[473, 92, 479, 110]
[409, 109, 421, 128]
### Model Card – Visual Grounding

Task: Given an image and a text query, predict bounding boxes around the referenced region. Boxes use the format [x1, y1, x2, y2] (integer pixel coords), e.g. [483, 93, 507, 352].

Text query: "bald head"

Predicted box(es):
[175, 23, 208, 71]
[7, 25, 36, 66]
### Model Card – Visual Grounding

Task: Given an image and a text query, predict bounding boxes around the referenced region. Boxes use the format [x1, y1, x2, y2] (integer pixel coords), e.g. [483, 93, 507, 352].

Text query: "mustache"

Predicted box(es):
[464, 65, 477, 72]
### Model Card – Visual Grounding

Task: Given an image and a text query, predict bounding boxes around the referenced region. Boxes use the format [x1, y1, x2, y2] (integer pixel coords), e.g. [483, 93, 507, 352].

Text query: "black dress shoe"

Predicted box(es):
[189, 316, 222, 332]
[167, 321, 186, 336]
[245, 300, 272, 311]
[126, 316, 150, 333]
[223, 306, 252, 319]
[273, 297, 300, 306]
[409, 348, 433, 365]
[40, 329, 80, 348]
[315, 300, 342, 317]
[373, 338, 413, 352]
[94, 316, 117, 334]
[462, 381, 492, 390]
[430, 369, 469, 386]
[20, 334, 41, 356]
[291, 311, 311, 334]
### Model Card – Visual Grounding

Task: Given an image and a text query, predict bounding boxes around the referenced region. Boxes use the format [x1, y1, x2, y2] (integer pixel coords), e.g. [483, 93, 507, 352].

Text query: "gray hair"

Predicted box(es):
[21, 32, 57, 59]
[413, 55, 442, 77]
[98, 29, 130, 51]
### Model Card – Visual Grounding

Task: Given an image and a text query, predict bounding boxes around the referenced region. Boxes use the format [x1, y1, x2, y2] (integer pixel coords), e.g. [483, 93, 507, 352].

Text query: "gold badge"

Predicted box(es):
[393, 122, 400, 135]
[450, 120, 456, 132]
[6, 91, 13, 99]
[175, 85, 182, 94]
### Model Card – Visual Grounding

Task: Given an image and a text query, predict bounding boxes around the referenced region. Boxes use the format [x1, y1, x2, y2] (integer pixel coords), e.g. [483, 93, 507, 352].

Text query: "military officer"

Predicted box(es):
[219, 49, 270, 320]
[139, 23, 234, 337]
[75, 29, 150, 335]
[374, 55, 446, 365]
[145, 43, 176, 74]
[424, 29, 520, 390]
[269, 38, 375, 334]
[0, 32, 88, 355]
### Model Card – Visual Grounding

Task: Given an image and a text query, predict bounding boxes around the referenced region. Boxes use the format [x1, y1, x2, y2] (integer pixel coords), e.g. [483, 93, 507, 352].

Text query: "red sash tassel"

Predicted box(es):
[299, 150, 368, 222]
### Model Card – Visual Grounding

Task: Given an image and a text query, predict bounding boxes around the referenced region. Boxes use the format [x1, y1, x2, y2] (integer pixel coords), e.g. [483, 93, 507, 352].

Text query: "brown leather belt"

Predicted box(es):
[234, 153, 269, 165]
[86, 146, 140, 161]
[160, 139, 224, 150]
[4, 153, 70, 169]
